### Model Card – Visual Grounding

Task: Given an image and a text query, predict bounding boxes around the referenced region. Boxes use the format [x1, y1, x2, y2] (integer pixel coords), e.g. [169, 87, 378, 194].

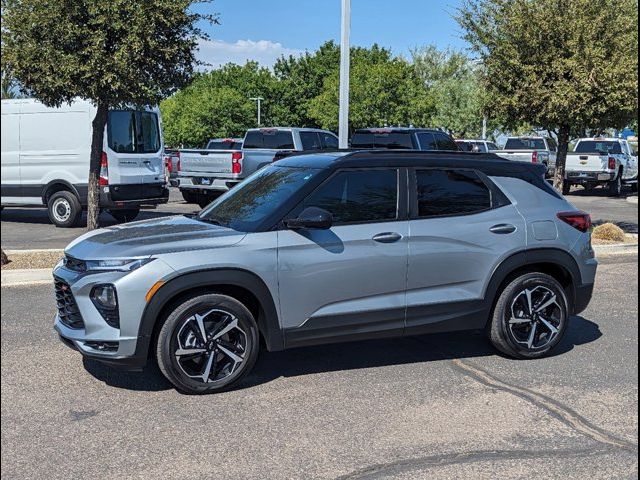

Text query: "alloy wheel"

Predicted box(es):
[173, 308, 248, 384]
[507, 285, 564, 350]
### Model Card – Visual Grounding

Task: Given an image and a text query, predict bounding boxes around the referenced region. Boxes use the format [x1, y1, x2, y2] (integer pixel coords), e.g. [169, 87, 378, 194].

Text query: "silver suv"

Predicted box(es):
[53, 151, 597, 394]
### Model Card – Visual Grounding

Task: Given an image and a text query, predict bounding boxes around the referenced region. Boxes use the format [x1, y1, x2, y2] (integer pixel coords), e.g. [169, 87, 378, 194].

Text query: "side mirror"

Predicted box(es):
[285, 207, 333, 230]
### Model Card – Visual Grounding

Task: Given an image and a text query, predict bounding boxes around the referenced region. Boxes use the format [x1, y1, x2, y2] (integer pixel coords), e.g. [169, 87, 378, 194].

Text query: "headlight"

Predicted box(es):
[85, 257, 155, 272]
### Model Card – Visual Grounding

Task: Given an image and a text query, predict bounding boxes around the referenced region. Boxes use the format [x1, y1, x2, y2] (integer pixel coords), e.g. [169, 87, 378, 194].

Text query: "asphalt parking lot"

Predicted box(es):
[0, 187, 638, 250]
[1, 255, 637, 479]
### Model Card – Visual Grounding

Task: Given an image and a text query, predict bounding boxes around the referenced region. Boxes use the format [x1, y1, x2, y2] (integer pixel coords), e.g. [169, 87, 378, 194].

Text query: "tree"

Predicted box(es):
[458, 0, 639, 189]
[412, 45, 488, 138]
[308, 56, 433, 131]
[2, 0, 215, 229]
[160, 62, 285, 147]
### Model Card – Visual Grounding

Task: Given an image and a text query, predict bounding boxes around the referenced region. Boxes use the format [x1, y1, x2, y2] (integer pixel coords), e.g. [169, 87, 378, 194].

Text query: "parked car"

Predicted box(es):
[178, 128, 339, 208]
[53, 150, 596, 394]
[563, 137, 638, 196]
[350, 128, 460, 151]
[495, 136, 558, 176]
[456, 139, 500, 153]
[1, 99, 168, 227]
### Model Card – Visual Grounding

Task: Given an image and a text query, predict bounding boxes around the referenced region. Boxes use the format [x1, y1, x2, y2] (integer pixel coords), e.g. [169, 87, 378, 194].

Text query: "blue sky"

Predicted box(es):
[195, 0, 468, 68]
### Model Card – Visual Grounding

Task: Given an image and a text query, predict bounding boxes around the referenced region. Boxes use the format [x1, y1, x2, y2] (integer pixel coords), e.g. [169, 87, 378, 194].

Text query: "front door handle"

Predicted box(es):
[490, 224, 517, 235]
[373, 232, 403, 244]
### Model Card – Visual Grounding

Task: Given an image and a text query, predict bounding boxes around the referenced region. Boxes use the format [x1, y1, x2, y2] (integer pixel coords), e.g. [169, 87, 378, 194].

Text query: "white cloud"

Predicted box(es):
[196, 39, 302, 69]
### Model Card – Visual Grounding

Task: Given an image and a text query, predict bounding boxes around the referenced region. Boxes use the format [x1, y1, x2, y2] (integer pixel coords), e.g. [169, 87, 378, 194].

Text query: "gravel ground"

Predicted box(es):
[0, 251, 64, 270]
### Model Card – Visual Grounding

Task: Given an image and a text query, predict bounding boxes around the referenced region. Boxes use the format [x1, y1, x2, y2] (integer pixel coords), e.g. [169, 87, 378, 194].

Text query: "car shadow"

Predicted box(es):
[567, 185, 636, 198]
[81, 316, 602, 393]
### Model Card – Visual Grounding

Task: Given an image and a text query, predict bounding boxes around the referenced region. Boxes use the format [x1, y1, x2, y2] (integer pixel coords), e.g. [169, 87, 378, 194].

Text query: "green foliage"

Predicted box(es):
[412, 45, 487, 137]
[1, 0, 214, 108]
[457, 0, 639, 134]
[161, 63, 284, 147]
[308, 57, 433, 131]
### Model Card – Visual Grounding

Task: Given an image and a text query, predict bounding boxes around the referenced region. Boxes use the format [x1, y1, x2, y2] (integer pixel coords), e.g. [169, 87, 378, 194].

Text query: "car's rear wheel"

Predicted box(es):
[108, 208, 140, 223]
[488, 273, 569, 359]
[609, 173, 623, 197]
[562, 180, 571, 196]
[47, 191, 82, 228]
[156, 294, 260, 394]
[181, 190, 198, 204]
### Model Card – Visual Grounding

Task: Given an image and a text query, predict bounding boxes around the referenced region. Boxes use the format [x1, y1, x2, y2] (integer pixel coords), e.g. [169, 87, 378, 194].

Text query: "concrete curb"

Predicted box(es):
[593, 243, 638, 257]
[1, 268, 53, 287]
[626, 196, 638, 205]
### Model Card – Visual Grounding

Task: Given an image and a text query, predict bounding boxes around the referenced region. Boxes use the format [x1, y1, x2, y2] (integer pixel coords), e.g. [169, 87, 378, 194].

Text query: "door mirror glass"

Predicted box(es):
[286, 207, 333, 230]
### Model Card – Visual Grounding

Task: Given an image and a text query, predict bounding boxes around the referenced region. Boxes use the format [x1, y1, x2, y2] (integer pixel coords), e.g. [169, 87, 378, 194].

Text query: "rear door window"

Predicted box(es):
[417, 133, 438, 151]
[300, 131, 322, 150]
[303, 169, 399, 224]
[107, 110, 160, 153]
[434, 133, 459, 151]
[415, 169, 491, 218]
[243, 130, 295, 149]
[320, 132, 339, 150]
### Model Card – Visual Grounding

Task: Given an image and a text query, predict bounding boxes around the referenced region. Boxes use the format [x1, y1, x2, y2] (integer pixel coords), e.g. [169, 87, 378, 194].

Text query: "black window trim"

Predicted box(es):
[409, 167, 511, 221]
[282, 167, 409, 228]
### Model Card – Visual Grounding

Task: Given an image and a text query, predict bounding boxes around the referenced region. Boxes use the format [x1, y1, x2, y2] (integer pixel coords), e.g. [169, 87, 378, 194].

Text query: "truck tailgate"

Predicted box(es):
[179, 150, 235, 174]
[565, 154, 607, 172]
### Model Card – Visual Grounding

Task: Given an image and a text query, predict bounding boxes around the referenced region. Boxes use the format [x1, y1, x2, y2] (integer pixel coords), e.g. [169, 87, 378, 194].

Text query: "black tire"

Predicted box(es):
[488, 273, 569, 359]
[609, 173, 623, 197]
[181, 190, 198, 204]
[47, 191, 82, 228]
[562, 180, 571, 196]
[631, 181, 638, 193]
[108, 209, 140, 223]
[156, 294, 260, 394]
[197, 196, 212, 209]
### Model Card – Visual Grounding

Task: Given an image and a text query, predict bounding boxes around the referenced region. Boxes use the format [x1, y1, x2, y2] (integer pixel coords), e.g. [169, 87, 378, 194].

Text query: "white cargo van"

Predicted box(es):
[1, 99, 169, 227]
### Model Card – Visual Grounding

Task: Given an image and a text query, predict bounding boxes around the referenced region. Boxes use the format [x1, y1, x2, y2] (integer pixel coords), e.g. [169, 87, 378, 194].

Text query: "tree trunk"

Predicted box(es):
[86, 104, 109, 231]
[553, 123, 571, 191]
[1, 249, 8, 266]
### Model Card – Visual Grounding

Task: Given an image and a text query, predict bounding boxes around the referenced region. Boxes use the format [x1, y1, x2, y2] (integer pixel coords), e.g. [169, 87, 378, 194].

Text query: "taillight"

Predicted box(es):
[532, 151, 539, 163]
[231, 151, 243, 175]
[557, 211, 592, 233]
[608, 157, 616, 170]
[99, 152, 109, 186]
[164, 155, 173, 173]
[176, 151, 181, 172]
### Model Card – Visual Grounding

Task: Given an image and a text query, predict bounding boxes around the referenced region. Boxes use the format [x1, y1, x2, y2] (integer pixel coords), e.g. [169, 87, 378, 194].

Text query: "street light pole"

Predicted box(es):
[250, 97, 263, 127]
[338, 0, 351, 149]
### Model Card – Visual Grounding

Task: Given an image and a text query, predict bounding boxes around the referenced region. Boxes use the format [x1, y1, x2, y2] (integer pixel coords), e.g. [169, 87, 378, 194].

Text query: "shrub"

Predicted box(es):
[592, 223, 625, 242]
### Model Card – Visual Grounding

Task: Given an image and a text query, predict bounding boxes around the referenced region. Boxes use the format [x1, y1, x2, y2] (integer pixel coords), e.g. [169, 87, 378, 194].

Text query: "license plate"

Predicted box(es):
[579, 173, 588, 177]
[200, 178, 212, 185]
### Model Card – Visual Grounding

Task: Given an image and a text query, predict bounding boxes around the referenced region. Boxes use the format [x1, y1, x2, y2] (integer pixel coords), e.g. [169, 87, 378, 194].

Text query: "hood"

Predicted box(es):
[65, 215, 246, 260]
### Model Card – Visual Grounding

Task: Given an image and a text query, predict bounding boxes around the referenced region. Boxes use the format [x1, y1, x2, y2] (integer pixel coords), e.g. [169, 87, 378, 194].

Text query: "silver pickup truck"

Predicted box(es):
[178, 128, 339, 207]
[495, 136, 558, 177]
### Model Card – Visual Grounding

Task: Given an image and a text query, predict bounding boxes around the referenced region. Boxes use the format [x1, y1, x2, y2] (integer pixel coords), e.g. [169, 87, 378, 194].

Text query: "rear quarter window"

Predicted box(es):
[416, 169, 492, 218]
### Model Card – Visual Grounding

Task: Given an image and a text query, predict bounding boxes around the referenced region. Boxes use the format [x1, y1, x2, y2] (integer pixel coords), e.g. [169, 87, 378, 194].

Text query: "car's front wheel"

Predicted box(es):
[488, 273, 569, 359]
[156, 294, 260, 394]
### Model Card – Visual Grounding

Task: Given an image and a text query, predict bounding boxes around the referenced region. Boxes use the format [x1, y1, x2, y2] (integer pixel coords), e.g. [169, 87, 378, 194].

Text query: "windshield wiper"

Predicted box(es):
[191, 215, 230, 228]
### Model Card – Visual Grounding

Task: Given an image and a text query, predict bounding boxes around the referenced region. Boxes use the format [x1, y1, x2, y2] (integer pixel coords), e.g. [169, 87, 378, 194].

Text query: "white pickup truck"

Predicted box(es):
[563, 138, 638, 196]
[495, 136, 558, 177]
[178, 127, 339, 207]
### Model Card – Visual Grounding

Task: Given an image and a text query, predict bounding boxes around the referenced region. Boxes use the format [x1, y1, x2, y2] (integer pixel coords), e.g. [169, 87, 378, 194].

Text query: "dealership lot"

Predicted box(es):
[0, 187, 638, 250]
[1, 255, 637, 479]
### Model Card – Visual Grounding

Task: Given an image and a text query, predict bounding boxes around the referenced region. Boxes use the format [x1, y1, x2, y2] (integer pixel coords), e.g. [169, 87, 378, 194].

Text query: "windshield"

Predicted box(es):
[574, 141, 623, 155]
[108, 110, 161, 153]
[198, 166, 318, 232]
[504, 138, 546, 150]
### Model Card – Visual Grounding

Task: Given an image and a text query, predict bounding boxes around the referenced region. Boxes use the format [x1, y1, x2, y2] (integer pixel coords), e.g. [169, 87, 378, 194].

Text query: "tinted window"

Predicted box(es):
[456, 141, 474, 152]
[504, 138, 547, 150]
[574, 141, 623, 154]
[475, 142, 488, 153]
[487, 143, 499, 151]
[108, 111, 160, 154]
[206, 139, 243, 150]
[351, 132, 415, 149]
[416, 169, 491, 218]
[300, 131, 322, 150]
[435, 133, 459, 151]
[320, 132, 339, 150]
[418, 133, 438, 151]
[199, 166, 318, 232]
[304, 170, 398, 224]
[243, 130, 295, 149]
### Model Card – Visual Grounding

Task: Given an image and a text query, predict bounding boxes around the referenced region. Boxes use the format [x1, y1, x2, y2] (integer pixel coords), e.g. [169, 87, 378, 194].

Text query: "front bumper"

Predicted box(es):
[565, 171, 615, 183]
[99, 183, 170, 209]
[52, 258, 175, 370]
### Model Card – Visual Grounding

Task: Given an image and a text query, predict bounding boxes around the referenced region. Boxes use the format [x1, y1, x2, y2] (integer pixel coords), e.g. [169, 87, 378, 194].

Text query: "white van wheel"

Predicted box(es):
[47, 191, 82, 228]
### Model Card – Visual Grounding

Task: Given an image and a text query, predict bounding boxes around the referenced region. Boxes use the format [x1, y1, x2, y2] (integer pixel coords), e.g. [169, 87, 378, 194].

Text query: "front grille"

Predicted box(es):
[54, 278, 84, 329]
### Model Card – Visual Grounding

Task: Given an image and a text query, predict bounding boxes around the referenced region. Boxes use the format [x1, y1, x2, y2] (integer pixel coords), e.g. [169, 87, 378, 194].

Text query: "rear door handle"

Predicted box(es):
[490, 224, 517, 235]
[372, 232, 403, 244]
